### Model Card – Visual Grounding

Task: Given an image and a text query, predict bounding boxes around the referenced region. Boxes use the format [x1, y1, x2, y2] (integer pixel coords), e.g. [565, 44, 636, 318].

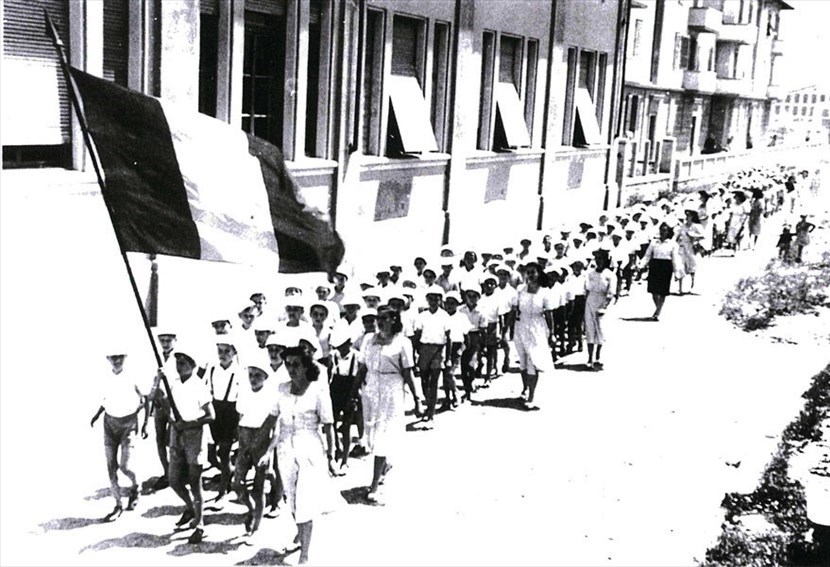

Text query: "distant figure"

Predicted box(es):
[768, 134, 778, 147]
[702, 135, 718, 155]
[794, 214, 816, 263]
[776, 226, 793, 263]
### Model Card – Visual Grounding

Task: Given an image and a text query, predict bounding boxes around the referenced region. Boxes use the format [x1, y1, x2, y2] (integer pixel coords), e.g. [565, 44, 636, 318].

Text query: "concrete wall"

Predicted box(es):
[653, 0, 691, 90]
[626, 2, 655, 86]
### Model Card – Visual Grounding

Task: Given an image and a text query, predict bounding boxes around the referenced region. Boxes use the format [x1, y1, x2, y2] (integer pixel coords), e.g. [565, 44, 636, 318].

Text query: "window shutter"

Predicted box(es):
[2, 0, 71, 145]
[680, 37, 690, 70]
[391, 16, 419, 79]
[673, 33, 681, 70]
[103, 0, 129, 87]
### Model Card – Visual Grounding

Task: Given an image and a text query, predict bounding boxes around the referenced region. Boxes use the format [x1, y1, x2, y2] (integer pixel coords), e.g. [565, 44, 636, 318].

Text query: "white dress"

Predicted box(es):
[512, 286, 554, 374]
[360, 333, 414, 457]
[273, 379, 338, 524]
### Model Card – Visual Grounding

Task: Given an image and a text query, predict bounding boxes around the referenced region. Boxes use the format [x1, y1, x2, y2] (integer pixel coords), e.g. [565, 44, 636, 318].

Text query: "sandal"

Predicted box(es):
[175, 508, 195, 528]
[187, 527, 205, 544]
[126, 486, 139, 511]
[104, 505, 123, 523]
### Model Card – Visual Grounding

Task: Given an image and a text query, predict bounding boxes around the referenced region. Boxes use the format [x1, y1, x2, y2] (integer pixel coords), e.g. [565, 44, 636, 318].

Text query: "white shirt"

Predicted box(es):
[413, 308, 451, 344]
[168, 373, 212, 422]
[101, 368, 145, 418]
[237, 380, 279, 429]
[478, 292, 501, 325]
[207, 362, 242, 402]
[446, 311, 471, 343]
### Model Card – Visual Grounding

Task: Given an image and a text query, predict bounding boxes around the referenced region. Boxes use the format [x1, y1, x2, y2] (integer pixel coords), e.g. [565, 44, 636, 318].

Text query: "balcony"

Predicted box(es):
[718, 22, 757, 44]
[716, 76, 753, 97]
[767, 84, 785, 100]
[688, 7, 722, 33]
[771, 38, 784, 55]
[683, 69, 718, 93]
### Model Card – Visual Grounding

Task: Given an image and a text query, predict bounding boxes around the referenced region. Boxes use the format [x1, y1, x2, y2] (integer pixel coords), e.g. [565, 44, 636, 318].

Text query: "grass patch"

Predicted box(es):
[702, 366, 830, 566]
[719, 251, 830, 331]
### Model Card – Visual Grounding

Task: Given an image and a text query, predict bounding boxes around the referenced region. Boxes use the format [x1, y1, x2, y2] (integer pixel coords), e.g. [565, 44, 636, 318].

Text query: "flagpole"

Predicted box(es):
[44, 10, 182, 422]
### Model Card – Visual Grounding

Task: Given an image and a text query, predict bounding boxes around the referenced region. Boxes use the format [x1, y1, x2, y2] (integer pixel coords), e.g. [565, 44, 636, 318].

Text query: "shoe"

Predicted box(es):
[349, 445, 368, 458]
[187, 527, 205, 544]
[152, 476, 169, 491]
[421, 419, 434, 430]
[175, 508, 195, 528]
[126, 487, 139, 511]
[104, 505, 123, 522]
[593, 361, 604, 370]
[524, 401, 540, 411]
[244, 513, 254, 534]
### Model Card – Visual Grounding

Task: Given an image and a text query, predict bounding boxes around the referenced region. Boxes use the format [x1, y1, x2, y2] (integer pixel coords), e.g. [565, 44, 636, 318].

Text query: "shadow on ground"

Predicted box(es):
[556, 362, 597, 372]
[236, 546, 299, 565]
[339, 487, 382, 507]
[168, 536, 245, 557]
[620, 316, 659, 322]
[79, 531, 172, 553]
[471, 397, 531, 411]
[142, 505, 182, 519]
[39, 516, 105, 532]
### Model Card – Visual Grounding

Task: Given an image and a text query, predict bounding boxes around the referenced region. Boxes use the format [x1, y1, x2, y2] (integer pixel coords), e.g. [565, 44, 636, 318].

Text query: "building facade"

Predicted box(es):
[621, 0, 790, 169]
[769, 85, 830, 144]
[1, 0, 631, 263]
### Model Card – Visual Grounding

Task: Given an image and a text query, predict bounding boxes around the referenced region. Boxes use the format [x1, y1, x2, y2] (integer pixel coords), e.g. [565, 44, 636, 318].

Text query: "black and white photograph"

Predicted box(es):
[1, 0, 829, 565]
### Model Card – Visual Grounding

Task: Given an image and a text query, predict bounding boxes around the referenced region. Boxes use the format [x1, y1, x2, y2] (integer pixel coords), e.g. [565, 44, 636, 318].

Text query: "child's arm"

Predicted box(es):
[90, 405, 105, 427]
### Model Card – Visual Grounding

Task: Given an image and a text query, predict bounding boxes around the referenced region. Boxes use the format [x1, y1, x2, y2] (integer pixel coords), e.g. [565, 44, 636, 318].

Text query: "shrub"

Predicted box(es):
[720, 252, 830, 331]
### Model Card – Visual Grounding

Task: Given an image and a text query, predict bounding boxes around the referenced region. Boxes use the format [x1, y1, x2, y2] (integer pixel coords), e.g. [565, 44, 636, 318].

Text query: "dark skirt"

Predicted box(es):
[647, 258, 673, 296]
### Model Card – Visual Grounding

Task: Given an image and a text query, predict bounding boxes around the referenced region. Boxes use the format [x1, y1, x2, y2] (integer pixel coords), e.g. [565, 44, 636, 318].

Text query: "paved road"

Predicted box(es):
[1, 172, 828, 566]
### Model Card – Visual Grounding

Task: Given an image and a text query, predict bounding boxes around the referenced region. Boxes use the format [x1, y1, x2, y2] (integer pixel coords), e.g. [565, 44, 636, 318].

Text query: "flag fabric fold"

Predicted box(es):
[68, 67, 344, 274]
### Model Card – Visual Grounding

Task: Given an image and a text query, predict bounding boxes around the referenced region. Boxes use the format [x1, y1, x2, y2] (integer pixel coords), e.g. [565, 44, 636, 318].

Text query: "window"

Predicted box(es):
[708, 48, 714, 72]
[304, 0, 324, 157]
[801, 107, 807, 116]
[821, 95, 826, 102]
[628, 95, 639, 134]
[386, 15, 437, 155]
[795, 93, 800, 103]
[361, 9, 383, 155]
[784, 105, 789, 112]
[524, 39, 539, 138]
[823, 109, 829, 118]
[811, 94, 817, 104]
[103, 0, 129, 87]
[479, 32, 536, 151]
[677, 36, 691, 70]
[360, 10, 449, 157]
[688, 36, 698, 71]
[792, 107, 797, 116]
[242, 11, 285, 147]
[809, 107, 814, 116]
[632, 19, 643, 57]
[431, 21, 451, 151]
[786, 94, 791, 102]
[563, 47, 605, 147]
[199, 12, 219, 117]
[774, 106, 780, 115]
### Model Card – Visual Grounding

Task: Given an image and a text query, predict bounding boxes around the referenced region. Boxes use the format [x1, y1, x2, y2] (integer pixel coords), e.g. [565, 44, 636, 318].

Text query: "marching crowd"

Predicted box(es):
[92, 164, 820, 563]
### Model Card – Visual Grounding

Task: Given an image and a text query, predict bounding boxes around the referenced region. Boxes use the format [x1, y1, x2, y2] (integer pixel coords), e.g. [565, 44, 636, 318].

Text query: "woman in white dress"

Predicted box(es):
[359, 306, 420, 501]
[675, 209, 705, 294]
[267, 345, 337, 564]
[583, 249, 617, 370]
[511, 261, 554, 410]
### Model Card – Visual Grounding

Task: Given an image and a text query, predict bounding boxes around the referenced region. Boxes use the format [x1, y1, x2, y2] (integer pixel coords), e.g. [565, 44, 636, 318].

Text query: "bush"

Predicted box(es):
[720, 251, 830, 331]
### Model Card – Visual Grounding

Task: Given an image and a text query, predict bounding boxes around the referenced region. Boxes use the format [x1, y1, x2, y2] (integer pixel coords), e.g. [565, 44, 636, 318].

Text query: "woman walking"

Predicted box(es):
[640, 222, 683, 321]
[676, 209, 705, 294]
[359, 306, 421, 502]
[747, 188, 765, 249]
[725, 191, 749, 253]
[584, 249, 616, 370]
[511, 261, 554, 410]
[266, 343, 339, 564]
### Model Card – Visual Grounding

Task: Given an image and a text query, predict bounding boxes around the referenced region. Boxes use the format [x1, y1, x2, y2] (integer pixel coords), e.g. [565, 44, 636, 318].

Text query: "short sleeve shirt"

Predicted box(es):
[101, 369, 145, 418]
[169, 373, 212, 422]
[237, 379, 279, 429]
[413, 309, 451, 344]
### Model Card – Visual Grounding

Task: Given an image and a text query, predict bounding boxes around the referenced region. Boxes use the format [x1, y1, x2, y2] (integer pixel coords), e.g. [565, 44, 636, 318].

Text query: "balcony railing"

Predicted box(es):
[688, 7, 722, 33]
[718, 22, 757, 44]
[716, 76, 753, 97]
[683, 69, 718, 93]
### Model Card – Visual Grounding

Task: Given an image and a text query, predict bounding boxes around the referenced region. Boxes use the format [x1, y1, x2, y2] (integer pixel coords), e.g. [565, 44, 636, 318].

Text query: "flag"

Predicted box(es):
[68, 67, 344, 274]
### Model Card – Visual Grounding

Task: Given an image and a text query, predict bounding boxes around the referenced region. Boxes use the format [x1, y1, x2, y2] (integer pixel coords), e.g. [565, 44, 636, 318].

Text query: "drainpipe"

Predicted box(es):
[536, 0, 558, 230]
[605, 0, 631, 209]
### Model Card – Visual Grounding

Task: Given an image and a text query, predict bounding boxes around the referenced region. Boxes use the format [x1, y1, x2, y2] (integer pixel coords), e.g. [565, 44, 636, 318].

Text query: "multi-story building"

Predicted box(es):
[769, 85, 830, 143]
[621, 0, 791, 167]
[1, 0, 629, 260]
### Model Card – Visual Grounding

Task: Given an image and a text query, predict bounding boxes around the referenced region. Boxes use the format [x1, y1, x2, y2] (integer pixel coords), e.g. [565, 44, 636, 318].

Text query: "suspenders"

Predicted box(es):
[209, 366, 235, 402]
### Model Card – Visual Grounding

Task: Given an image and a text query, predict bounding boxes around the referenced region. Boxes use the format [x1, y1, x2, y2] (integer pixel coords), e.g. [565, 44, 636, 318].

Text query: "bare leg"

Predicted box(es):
[654, 294, 666, 319]
[187, 464, 204, 529]
[297, 520, 313, 564]
[526, 373, 539, 404]
[169, 458, 194, 514]
[587, 344, 595, 366]
[105, 444, 122, 509]
[369, 456, 387, 493]
[595, 345, 603, 364]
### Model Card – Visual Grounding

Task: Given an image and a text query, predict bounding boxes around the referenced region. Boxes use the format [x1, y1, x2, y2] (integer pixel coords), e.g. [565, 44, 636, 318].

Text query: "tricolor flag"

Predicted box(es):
[68, 67, 344, 274]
